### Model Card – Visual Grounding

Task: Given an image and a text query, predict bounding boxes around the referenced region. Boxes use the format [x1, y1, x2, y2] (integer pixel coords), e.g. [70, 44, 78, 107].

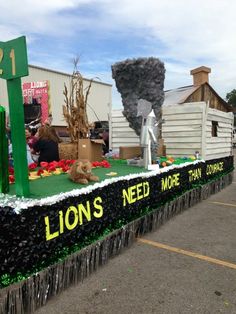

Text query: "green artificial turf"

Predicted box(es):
[8, 159, 148, 199]
[159, 156, 195, 165]
[8, 157, 198, 199]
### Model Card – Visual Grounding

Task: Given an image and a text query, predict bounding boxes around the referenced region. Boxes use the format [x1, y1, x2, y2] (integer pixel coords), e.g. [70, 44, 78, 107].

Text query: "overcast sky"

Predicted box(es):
[1, 0, 236, 108]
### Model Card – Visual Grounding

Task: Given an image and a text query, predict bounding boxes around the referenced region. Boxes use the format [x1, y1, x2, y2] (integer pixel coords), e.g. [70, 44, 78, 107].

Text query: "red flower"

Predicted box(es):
[28, 162, 37, 170]
[91, 160, 111, 168]
[58, 160, 66, 168]
[9, 175, 15, 183]
[61, 165, 70, 172]
[65, 159, 75, 165]
[48, 166, 56, 172]
[100, 160, 111, 168]
[40, 162, 49, 168]
[92, 161, 100, 167]
[8, 167, 14, 175]
[37, 169, 44, 176]
[49, 161, 58, 168]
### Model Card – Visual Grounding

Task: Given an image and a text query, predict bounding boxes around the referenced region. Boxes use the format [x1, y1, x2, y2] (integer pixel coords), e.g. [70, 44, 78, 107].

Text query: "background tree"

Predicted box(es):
[226, 89, 236, 108]
[226, 89, 236, 126]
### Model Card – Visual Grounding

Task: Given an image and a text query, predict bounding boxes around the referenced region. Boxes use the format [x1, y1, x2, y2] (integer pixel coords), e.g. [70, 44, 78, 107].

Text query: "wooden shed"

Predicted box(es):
[162, 102, 234, 160]
[110, 66, 234, 160]
[161, 66, 234, 160]
[164, 66, 232, 113]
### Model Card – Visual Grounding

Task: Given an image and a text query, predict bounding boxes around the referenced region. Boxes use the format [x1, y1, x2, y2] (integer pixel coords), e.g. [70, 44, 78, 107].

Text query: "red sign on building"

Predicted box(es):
[22, 81, 49, 123]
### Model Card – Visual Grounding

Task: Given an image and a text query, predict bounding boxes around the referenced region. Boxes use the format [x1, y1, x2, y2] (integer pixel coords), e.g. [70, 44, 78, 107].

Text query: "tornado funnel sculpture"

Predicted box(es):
[111, 57, 165, 136]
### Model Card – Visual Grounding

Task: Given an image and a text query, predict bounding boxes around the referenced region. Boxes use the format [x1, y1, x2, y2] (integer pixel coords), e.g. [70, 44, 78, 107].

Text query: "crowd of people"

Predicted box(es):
[8, 116, 61, 167]
[7, 117, 109, 167]
[27, 124, 60, 165]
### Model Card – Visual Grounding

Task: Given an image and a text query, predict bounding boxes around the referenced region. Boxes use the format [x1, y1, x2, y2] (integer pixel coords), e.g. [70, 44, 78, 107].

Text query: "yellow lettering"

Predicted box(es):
[93, 197, 103, 218]
[136, 183, 143, 200]
[122, 182, 150, 206]
[123, 188, 130, 206]
[197, 168, 202, 179]
[65, 206, 79, 230]
[188, 170, 193, 181]
[129, 185, 137, 204]
[45, 196, 105, 241]
[161, 177, 168, 192]
[45, 216, 59, 241]
[78, 201, 91, 225]
[188, 168, 202, 182]
[59, 210, 64, 234]
[175, 173, 180, 186]
[9, 49, 16, 76]
[143, 182, 150, 197]
[161, 173, 180, 191]
[206, 162, 224, 176]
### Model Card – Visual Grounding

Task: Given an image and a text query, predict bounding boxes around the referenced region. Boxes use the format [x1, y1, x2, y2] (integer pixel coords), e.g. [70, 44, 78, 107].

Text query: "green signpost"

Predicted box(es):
[0, 106, 9, 193]
[0, 36, 30, 197]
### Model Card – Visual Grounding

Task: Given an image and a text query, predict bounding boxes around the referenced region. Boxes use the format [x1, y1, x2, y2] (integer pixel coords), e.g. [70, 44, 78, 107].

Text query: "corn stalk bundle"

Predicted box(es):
[62, 65, 93, 142]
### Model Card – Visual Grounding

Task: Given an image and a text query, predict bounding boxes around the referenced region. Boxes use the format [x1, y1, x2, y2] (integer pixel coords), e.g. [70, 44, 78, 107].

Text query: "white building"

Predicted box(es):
[0, 64, 112, 127]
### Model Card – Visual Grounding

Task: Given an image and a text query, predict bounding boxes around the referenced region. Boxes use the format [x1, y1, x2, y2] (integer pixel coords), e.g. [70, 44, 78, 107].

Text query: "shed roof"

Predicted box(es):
[163, 85, 198, 106]
[163, 83, 232, 112]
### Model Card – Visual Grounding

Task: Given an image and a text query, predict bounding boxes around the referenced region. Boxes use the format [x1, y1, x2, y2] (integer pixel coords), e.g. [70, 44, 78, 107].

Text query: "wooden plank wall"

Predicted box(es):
[111, 109, 140, 150]
[205, 108, 233, 160]
[162, 102, 205, 157]
[112, 104, 233, 160]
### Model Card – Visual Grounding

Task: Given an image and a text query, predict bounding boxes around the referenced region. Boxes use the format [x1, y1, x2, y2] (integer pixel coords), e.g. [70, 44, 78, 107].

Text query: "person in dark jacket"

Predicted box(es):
[32, 125, 60, 165]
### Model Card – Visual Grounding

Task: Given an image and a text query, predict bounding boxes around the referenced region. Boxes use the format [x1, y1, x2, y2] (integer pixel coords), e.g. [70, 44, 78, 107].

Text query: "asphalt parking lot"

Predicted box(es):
[36, 151, 236, 314]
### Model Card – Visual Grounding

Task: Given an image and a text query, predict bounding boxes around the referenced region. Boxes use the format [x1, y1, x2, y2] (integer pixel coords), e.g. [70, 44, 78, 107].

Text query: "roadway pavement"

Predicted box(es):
[36, 150, 236, 314]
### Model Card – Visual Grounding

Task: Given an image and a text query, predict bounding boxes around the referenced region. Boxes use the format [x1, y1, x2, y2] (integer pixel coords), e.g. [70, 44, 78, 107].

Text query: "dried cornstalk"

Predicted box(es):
[62, 62, 92, 142]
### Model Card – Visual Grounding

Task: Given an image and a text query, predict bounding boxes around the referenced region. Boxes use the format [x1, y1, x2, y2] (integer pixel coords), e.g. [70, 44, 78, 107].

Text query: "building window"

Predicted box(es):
[211, 121, 218, 137]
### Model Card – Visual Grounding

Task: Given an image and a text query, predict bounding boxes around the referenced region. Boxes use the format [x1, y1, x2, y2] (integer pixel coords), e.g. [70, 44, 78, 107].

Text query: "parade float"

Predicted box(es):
[0, 40, 234, 314]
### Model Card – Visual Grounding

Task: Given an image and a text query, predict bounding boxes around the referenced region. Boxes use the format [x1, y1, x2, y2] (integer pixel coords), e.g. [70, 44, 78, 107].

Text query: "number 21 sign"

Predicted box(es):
[0, 35, 30, 197]
[0, 36, 28, 80]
